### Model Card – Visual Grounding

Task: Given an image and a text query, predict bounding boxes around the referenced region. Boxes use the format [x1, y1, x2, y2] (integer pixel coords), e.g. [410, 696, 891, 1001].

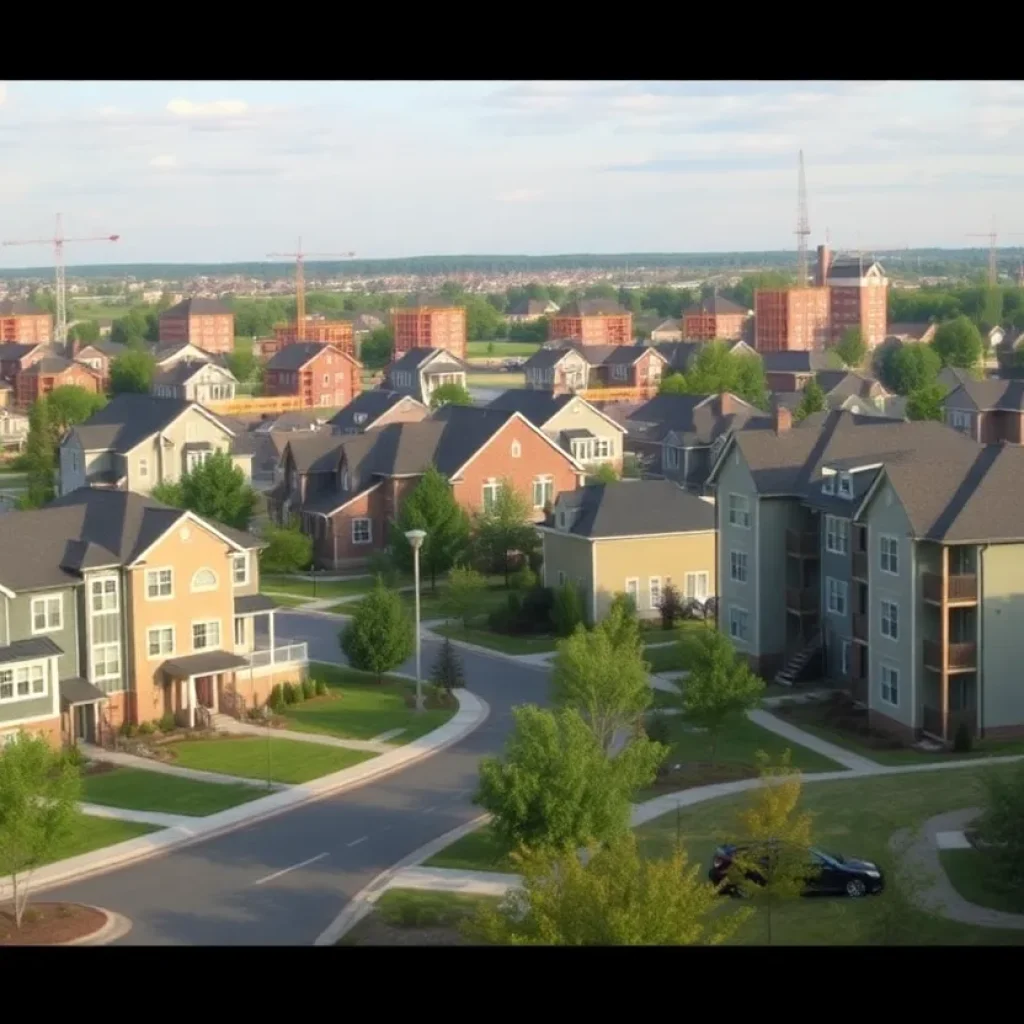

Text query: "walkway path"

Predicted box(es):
[80, 802, 204, 830]
[81, 745, 291, 790]
[214, 717, 398, 754]
[746, 708, 883, 773]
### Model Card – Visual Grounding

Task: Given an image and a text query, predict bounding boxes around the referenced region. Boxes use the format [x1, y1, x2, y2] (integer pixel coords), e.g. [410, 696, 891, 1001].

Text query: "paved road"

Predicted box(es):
[48, 611, 549, 945]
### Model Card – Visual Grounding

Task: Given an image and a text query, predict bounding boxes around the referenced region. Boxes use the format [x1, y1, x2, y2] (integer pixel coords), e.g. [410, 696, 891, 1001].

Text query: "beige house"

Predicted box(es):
[59, 393, 253, 496]
[539, 479, 717, 622]
[152, 359, 238, 404]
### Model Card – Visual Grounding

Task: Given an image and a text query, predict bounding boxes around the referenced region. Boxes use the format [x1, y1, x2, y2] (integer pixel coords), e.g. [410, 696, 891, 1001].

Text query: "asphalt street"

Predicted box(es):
[47, 610, 550, 945]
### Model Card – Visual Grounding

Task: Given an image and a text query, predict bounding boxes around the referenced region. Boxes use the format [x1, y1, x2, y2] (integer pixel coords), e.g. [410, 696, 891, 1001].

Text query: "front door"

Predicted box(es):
[74, 704, 95, 744]
[196, 675, 216, 709]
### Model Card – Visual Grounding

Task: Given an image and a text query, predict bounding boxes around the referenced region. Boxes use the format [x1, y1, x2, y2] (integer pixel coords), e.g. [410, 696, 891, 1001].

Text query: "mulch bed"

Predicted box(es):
[0, 903, 107, 946]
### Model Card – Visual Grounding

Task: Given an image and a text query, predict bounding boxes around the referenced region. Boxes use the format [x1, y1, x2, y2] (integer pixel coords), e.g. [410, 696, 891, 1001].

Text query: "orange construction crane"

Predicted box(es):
[266, 238, 355, 341]
[2, 213, 119, 351]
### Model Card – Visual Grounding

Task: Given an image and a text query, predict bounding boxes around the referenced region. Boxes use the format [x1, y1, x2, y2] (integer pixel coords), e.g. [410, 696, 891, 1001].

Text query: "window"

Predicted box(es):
[881, 599, 899, 640]
[352, 518, 372, 545]
[340, 468, 350, 491]
[826, 577, 848, 616]
[144, 569, 172, 598]
[665, 446, 680, 469]
[139, 457, 149, 479]
[557, 570, 567, 587]
[728, 494, 750, 528]
[840, 640, 850, 676]
[532, 476, 554, 509]
[482, 480, 500, 513]
[880, 664, 899, 706]
[90, 577, 119, 613]
[92, 642, 121, 681]
[822, 474, 835, 495]
[353, 412, 367, 426]
[880, 535, 899, 575]
[0, 664, 46, 703]
[234, 618, 246, 646]
[323, 374, 330, 385]
[825, 515, 849, 555]
[649, 576, 662, 610]
[191, 568, 218, 592]
[594, 438, 611, 459]
[192, 621, 221, 651]
[511, 441, 521, 458]
[232, 553, 249, 586]
[186, 450, 212, 472]
[730, 550, 748, 583]
[612, 364, 628, 381]
[625, 578, 640, 605]
[837, 473, 853, 498]
[685, 572, 709, 601]
[30, 595, 62, 634]
[950, 410, 971, 432]
[147, 627, 174, 658]
[729, 606, 749, 642]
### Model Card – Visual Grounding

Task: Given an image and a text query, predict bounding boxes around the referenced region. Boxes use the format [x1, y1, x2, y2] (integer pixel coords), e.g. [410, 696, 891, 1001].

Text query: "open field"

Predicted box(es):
[466, 341, 541, 358]
[465, 371, 526, 390]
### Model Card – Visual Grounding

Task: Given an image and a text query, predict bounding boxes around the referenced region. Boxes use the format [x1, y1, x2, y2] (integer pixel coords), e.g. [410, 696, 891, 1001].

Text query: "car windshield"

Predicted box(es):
[811, 848, 842, 866]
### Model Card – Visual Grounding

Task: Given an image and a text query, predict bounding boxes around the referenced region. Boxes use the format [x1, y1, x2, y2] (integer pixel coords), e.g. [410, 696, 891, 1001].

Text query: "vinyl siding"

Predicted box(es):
[821, 510, 854, 677]
[715, 452, 759, 655]
[980, 543, 1024, 729]
[541, 531, 594, 619]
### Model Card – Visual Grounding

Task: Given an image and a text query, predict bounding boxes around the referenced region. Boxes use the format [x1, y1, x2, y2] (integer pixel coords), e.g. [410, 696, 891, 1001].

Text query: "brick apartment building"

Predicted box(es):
[264, 342, 362, 409]
[0, 301, 53, 343]
[681, 295, 751, 341]
[819, 246, 889, 349]
[754, 287, 831, 352]
[158, 298, 234, 354]
[391, 299, 467, 360]
[15, 355, 102, 407]
[548, 300, 632, 347]
[272, 317, 355, 356]
[0, 342, 53, 386]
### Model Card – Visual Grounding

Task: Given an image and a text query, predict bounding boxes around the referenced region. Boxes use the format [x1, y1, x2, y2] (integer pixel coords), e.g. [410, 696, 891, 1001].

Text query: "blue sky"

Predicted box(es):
[0, 80, 1022, 266]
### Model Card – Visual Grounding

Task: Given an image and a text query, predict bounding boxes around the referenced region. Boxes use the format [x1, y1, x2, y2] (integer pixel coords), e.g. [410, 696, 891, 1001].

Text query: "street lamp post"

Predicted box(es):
[405, 529, 427, 713]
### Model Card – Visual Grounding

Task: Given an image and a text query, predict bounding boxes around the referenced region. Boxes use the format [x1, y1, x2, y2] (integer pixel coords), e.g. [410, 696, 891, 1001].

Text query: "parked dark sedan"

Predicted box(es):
[708, 842, 885, 898]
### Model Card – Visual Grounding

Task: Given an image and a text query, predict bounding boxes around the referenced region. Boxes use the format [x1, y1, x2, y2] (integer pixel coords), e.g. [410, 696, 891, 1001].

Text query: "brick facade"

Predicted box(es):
[159, 312, 235, 354]
[0, 313, 52, 344]
[15, 361, 102, 407]
[681, 311, 748, 341]
[549, 313, 632, 346]
[754, 288, 831, 352]
[392, 307, 467, 359]
[264, 345, 362, 409]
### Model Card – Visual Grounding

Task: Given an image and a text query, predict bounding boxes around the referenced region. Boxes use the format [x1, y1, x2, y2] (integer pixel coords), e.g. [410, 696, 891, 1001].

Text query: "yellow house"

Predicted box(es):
[539, 479, 717, 622]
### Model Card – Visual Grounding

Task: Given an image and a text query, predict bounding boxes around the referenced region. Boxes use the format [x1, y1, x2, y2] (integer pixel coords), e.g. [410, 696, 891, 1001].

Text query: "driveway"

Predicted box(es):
[45, 610, 550, 945]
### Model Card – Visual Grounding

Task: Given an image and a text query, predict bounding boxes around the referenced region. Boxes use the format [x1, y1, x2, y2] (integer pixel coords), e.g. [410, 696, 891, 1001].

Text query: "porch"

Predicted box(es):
[59, 677, 108, 746]
[161, 651, 251, 729]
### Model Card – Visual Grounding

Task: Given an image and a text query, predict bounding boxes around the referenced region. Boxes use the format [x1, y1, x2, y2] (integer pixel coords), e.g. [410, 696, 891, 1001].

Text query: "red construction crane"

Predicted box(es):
[266, 238, 355, 341]
[2, 213, 119, 351]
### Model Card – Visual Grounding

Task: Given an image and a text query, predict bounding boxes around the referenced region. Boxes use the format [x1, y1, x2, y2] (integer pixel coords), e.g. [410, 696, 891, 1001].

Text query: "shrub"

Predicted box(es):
[138, 721, 155, 736]
[268, 684, 284, 711]
[953, 719, 973, 753]
[645, 712, 673, 747]
[552, 581, 584, 637]
[119, 721, 137, 738]
[520, 585, 555, 630]
[367, 551, 401, 590]
[659, 583, 684, 630]
[158, 712, 177, 733]
[301, 679, 315, 700]
[314, 678, 329, 697]
[63, 744, 85, 768]
[511, 566, 537, 591]
[282, 682, 297, 705]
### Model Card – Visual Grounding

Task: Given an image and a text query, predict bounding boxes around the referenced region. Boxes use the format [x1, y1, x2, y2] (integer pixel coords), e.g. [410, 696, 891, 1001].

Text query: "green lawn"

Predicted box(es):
[81, 767, 265, 817]
[466, 341, 541, 358]
[636, 766, 1024, 945]
[434, 624, 558, 656]
[168, 736, 374, 784]
[940, 848, 1024, 914]
[424, 823, 516, 873]
[266, 593, 313, 608]
[649, 687, 681, 709]
[261, 574, 390, 600]
[644, 644, 691, 675]
[71, 302, 135, 320]
[466, 371, 526, 389]
[47, 815, 160, 866]
[376, 888, 499, 927]
[279, 663, 455, 744]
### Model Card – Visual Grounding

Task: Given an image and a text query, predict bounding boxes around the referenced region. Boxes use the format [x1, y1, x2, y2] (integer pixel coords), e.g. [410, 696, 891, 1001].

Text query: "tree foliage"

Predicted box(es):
[471, 832, 748, 946]
[906, 382, 948, 422]
[391, 466, 470, 591]
[978, 760, 1024, 888]
[474, 480, 540, 586]
[551, 582, 585, 637]
[428, 381, 473, 409]
[152, 450, 257, 530]
[931, 315, 983, 369]
[110, 307, 159, 348]
[68, 319, 101, 344]
[475, 705, 664, 854]
[225, 348, 261, 385]
[340, 580, 414, 682]
[359, 327, 394, 369]
[0, 735, 82, 928]
[431, 637, 465, 691]
[794, 378, 826, 422]
[44, 386, 106, 441]
[833, 327, 867, 368]
[259, 521, 313, 574]
[440, 565, 487, 627]
[880, 342, 942, 396]
[587, 463, 619, 485]
[22, 399, 55, 509]
[658, 342, 767, 408]
[109, 349, 156, 394]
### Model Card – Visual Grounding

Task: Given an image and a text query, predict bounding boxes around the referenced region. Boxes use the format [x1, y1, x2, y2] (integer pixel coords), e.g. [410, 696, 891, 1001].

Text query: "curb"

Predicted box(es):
[0, 689, 491, 903]
[421, 627, 553, 672]
[61, 906, 134, 946]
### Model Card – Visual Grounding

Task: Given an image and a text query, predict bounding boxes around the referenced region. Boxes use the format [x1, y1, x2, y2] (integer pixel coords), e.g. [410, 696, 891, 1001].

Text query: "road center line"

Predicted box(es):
[346, 835, 368, 848]
[252, 852, 329, 886]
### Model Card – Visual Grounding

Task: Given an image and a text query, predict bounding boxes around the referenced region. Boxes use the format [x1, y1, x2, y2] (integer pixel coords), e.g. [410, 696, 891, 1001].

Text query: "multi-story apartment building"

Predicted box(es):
[754, 287, 830, 352]
[391, 300, 467, 360]
[158, 298, 234, 354]
[548, 300, 632, 347]
[681, 295, 751, 341]
[0, 488, 306, 748]
[264, 342, 362, 410]
[0, 301, 53, 344]
[272, 318, 355, 356]
[825, 254, 888, 349]
[709, 407, 1024, 745]
[15, 356, 102, 407]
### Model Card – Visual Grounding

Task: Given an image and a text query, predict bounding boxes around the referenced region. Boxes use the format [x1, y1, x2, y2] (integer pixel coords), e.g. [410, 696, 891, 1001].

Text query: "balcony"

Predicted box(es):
[852, 612, 868, 642]
[785, 588, 818, 614]
[923, 639, 977, 672]
[923, 572, 978, 605]
[786, 529, 819, 559]
[923, 705, 978, 742]
[852, 551, 868, 580]
[243, 641, 309, 670]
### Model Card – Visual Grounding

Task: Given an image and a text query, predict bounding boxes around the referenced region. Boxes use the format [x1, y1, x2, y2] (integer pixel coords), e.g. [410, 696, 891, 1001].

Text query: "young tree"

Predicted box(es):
[977, 759, 1024, 888]
[587, 462, 619, 484]
[440, 564, 486, 627]
[226, 348, 261, 385]
[68, 319, 100, 344]
[833, 327, 867, 368]
[659, 583, 684, 630]
[474, 480, 539, 586]
[22, 398, 55, 509]
[599, 592, 642, 655]
[476, 705, 665, 854]
[551, 581, 584, 637]
[390, 466, 471, 591]
[340, 581, 414, 682]
[906, 382, 948, 422]
[428, 382, 473, 409]
[727, 751, 813, 945]
[431, 637, 465, 691]
[678, 627, 765, 763]
[659, 372, 689, 395]
[44, 386, 107, 442]
[161, 450, 258, 530]
[359, 327, 393, 369]
[0, 735, 83, 929]
[552, 614, 651, 753]
[259, 522, 313, 574]
[471, 832, 749, 946]
[109, 349, 156, 394]
[881, 342, 942, 396]
[794, 378, 826, 421]
[932, 315, 983, 369]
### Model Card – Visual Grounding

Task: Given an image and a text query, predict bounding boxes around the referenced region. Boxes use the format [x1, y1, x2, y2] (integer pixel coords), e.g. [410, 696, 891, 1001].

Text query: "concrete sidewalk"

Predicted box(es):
[81, 745, 290, 789]
[421, 624, 554, 672]
[214, 717, 397, 754]
[79, 802, 203, 830]
[746, 708, 883, 772]
[387, 865, 522, 897]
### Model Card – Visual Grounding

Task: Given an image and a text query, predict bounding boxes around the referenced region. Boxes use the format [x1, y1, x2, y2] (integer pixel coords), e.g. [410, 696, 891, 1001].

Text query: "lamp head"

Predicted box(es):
[405, 529, 427, 551]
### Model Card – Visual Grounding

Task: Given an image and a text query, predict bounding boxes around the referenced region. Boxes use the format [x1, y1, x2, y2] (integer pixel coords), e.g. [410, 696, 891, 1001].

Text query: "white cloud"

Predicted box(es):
[496, 189, 543, 203]
[149, 154, 179, 169]
[166, 98, 248, 118]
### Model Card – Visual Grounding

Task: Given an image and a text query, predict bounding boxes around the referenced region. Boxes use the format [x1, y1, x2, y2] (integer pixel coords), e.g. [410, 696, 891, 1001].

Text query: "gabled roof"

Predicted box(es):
[580, 344, 668, 368]
[761, 350, 834, 374]
[945, 378, 1024, 412]
[151, 340, 212, 365]
[0, 301, 46, 316]
[507, 299, 557, 316]
[555, 299, 628, 318]
[0, 342, 49, 362]
[552, 480, 714, 538]
[387, 347, 468, 375]
[815, 370, 886, 401]
[652, 318, 682, 333]
[284, 433, 346, 474]
[152, 359, 237, 388]
[826, 254, 885, 279]
[328, 390, 424, 432]
[160, 297, 232, 317]
[485, 389, 575, 426]
[266, 342, 341, 371]
[887, 322, 935, 340]
[624, 393, 769, 446]
[253, 410, 333, 433]
[522, 345, 586, 371]
[77, 341, 128, 359]
[682, 294, 749, 317]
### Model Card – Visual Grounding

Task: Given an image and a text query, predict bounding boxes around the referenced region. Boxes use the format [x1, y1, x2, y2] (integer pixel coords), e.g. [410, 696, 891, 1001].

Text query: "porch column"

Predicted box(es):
[268, 611, 276, 663]
[187, 675, 196, 729]
[940, 545, 950, 741]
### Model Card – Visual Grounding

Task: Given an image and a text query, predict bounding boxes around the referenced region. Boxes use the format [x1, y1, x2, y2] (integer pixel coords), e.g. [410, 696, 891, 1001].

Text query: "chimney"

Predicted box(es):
[719, 392, 738, 414]
[816, 244, 831, 287]
[774, 404, 792, 435]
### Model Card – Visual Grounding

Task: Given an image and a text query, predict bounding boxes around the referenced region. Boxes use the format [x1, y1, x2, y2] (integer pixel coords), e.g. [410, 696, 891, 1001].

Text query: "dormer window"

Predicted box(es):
[822, 474, 835, 495]
[558, 509, 567, 529]
[353, 413, 367, 425]
[341, 468, 350, 491]
[838, 473, 853, 499]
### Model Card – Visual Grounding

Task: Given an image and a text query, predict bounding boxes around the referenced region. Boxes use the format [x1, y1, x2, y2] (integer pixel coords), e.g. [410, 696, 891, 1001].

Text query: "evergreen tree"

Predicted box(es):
[431, 637, 465, 691]
[340, 581, 414, 682]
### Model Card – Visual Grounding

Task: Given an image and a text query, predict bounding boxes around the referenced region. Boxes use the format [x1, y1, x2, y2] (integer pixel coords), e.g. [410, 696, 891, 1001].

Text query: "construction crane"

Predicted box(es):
[965, 220, 1024, 288]
[266, 238, 355, 341]
[795, 150, 811, 286]
[2, 214, 120, 352]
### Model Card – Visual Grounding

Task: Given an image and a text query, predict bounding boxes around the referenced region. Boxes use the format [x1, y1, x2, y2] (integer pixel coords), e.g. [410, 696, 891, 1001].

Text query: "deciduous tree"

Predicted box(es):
[428, 382, 473, 409]
[340, 581, 414, 682]
[359, 327, 393, 369]
[109, 349, 156, 394]
[440, 565, 486, 627]
[153, 450, 258, 530]
[794, 378, 826, 421]
[880, 342, 942, 395]
[833, 327, 867, 368]
[474, 480, 539, 586]
[906, 382, 948, 422]
[932, 315, 983, 369]
[259, 522, 313, 574]
[44, 386, 106, 442]
[587, 463, 619, 484]
[22, 399, 55, 509]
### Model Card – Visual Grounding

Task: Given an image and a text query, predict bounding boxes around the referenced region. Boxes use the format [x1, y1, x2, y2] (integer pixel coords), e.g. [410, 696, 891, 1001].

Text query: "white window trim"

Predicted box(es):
[532, 475, 554, 510]
[145, 567, 174, 601]
[0, 660, 49, 705]
[880, 663, 900, 707]
[825, 515, 850, 556]
[190, 568, 219, 593]
[191, 619, 222, 652]
[625, 577, 640, 604]
[685, 572, 710, 601]
[351, 517, 373, 545]
[30, 594, 63, 635]
[648, 576, 662, 611]
[482, 480, 500, 512]
[880, 599, 899, 641]
[727, 493, 750, 529]
[837, 473, 853, 499]
[879, 534, 899, 576]
[728, 604, 749, 644]
[146, 625, 176, 660]
[822, 474, 835, 495]
[234, 617, 246, 647]
[511, 441, 521, 458]
[91, 641, 121, 683]
[665, 445, 680, 470]
[826, 577, 848, 616]
[730, 549, 748, 584]
[232, 552, 250, 587]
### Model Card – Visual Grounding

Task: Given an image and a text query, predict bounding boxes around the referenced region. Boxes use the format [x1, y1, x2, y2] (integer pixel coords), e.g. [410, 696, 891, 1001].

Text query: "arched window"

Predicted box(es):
[191, 568, 218, 593]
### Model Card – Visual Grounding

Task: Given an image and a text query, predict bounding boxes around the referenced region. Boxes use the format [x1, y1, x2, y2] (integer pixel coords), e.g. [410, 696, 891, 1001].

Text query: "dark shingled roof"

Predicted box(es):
[162, 651, 250, 677]
[761, 351, 834, 374]
[19, 356, 95, 376]
[66, 394, 223, 453]
[946, 378, 1024, 412]
[624, 393, 770, 446]
[328, 390, 422, 433]
[507, 299, 557, 316]
[555, 480, 715, 538]
[815, 370, 885, 401]
[555, 299, 628, 317]
[486, 389, 574, 426]
[0, 636, 63, 666]
[152, 340, 209, 364]
[60, 677, 107, 707]
[826, 254, 885, 280]
[160, 297, 232, 317]
[152, 359, 236, 388]
[682, 294, 749, 316]
[387, 347, 468, 375]
[266, 342, 338, 370]
[284, 433, 346, 474]
[522, 346, 583, 371]
[0, 301, 46, 316]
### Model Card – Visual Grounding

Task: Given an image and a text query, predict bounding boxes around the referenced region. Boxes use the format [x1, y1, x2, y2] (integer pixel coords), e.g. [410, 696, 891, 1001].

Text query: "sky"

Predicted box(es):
[0, 79, 1022, 267]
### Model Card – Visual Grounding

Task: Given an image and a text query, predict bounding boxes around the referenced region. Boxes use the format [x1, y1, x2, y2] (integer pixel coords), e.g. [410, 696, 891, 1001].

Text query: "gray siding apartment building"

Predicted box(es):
[710, 405, 1024, 744]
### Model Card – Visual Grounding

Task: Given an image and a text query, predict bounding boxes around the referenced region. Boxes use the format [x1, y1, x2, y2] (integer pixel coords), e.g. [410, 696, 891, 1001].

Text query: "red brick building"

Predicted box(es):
[15, 356, 102, 407]
[548, 300, 632, 346]
[0, 342, 52, 386]
[158, 298, 234, 354]
[824, 251, 889, 349]
[269, 405, 584, 568]
[754, 287, 830, 352]
[0, 301, 53, 344]
[272, 317, 355, 356]
[264, 342, 362, 409]
[391, 301, 467, 359]
[681, 295, 751, 341]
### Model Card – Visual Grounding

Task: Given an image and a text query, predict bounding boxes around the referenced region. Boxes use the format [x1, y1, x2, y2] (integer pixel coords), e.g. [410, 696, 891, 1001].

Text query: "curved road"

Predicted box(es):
[47, 611, 550, 945]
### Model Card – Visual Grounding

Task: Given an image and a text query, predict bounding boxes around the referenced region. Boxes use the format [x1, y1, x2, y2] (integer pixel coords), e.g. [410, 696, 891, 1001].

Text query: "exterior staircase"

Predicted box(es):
[209, 712, 236, 732]
[775, 632, 822, 686]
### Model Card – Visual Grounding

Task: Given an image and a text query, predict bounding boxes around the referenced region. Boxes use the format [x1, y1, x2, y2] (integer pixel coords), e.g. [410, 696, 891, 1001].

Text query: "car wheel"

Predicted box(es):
[845, 878, 867, 898]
